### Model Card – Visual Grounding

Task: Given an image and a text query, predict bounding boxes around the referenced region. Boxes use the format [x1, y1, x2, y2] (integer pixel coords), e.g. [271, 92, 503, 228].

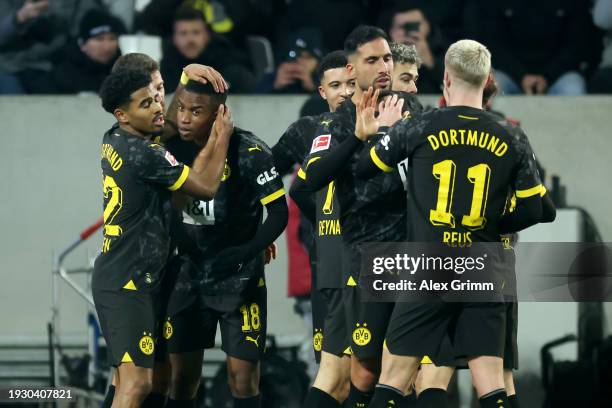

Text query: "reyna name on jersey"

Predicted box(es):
[426, 128, 508, 157]
[310, 134, 331, 154]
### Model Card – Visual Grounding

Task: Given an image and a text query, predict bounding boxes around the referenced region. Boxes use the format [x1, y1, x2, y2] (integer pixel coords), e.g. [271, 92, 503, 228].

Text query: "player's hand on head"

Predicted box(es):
[377, 93, 405, 127]
[355, 87, 380, 141]
[212, 104, 234, 141]
[183, 64, 229, 93]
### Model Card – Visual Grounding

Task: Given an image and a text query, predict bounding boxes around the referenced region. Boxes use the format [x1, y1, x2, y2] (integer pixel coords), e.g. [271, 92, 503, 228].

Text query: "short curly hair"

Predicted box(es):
[184, 79, 227, 107]
[99, 69, 152, 113]
[112, 53, 159, 75]
[390, 42, 422, 68]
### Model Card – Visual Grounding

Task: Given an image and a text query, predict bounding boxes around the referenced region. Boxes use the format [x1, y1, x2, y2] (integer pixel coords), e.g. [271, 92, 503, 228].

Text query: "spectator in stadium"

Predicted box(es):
[28, 9, 125, 94]
[160, 6, 256, 94]
[380, 4, 447, 93]
[466, 0, 590, 95]
[135, 0, 275, 47]
[0, 0, 104, 94]
[256, 28, 323, 94]
[590, 0, 612, 93]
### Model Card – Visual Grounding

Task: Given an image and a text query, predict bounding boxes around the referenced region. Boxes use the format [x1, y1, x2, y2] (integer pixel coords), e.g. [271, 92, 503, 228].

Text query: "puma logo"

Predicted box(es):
[248, 145, 262, 152]
[246, 335, 260, 348]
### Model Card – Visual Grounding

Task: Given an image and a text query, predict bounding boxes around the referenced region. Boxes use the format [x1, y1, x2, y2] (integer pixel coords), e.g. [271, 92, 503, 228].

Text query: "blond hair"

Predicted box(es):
[444, 39, 491, 87]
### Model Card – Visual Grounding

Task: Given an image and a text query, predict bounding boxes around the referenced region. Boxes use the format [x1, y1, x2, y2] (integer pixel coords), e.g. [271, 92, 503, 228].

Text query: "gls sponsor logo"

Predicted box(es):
[257, 167, 278, 185]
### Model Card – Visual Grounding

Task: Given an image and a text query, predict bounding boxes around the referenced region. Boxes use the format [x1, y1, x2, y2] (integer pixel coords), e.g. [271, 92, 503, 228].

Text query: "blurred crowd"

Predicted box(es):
[1, 0, 611, 95]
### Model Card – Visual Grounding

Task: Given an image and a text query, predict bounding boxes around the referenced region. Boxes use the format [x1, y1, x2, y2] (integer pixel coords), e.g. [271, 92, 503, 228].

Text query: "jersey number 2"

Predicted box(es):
[103, 175, 123, 237]
[430, 160, 491, 230]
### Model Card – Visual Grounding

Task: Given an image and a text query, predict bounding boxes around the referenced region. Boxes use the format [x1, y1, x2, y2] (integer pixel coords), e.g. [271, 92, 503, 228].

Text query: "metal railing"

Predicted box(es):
[50, 217, 103, 392]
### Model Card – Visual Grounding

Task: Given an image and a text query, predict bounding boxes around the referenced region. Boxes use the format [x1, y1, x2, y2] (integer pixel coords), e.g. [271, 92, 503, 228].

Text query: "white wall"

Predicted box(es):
[0, 95, 610, 345]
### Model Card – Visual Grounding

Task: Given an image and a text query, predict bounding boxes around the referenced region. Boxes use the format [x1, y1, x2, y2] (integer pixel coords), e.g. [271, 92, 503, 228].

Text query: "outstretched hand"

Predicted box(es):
[355, 87, 380, 141]
[377, 94, 405, 127]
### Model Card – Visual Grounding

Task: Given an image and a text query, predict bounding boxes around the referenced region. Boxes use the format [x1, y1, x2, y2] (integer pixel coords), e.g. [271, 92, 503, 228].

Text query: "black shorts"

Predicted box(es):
[345, 285, 395, 360]
[504, 301, 518, 369]
[385, 302, 506, 360]
[341, 244, 394, 360]
[420, 302, 518, 369]
[311, 287, 350, 363]
[164, 274, 267, 361]
[93, 288, 166, 369]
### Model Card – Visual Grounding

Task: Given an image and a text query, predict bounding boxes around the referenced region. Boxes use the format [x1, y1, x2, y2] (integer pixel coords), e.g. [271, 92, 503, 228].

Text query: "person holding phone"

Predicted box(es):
[255, 28, 324, 94]
[384, 5, 448, 93]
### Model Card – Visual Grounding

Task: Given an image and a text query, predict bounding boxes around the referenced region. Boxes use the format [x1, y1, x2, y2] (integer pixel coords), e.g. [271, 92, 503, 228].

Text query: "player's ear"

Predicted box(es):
[114, 108, 129, 125]
[443, 69, 451, 89]
[346, 62, 355, 77]
[318, 85, 327, 100]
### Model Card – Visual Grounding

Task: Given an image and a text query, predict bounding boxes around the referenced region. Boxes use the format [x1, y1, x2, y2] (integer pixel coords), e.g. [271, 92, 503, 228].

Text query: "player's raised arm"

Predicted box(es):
[303, 87, 381, 190]
[499, 186, 556, 233]
[499, 130, 550, 233]
[212, 144, 289, 269]
[179, 104, 233, 199]
[541, 190, 557, 222]
[288, 168, 316, 224]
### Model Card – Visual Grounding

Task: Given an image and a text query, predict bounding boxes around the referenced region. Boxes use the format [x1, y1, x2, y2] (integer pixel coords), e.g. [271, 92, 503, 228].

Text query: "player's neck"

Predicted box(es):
[120, 124, 151, 139]
[447, 89, 484, 110]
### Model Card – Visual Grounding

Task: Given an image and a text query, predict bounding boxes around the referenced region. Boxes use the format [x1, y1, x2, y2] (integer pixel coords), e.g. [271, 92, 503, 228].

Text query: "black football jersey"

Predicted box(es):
[369, 106, 543, 244]
[165, 128, 285, 285]
[93, 124, 189, 292]
[303, 96, 421, 245]
[314, 180, 345, 288]
[273, 115, 320, 175]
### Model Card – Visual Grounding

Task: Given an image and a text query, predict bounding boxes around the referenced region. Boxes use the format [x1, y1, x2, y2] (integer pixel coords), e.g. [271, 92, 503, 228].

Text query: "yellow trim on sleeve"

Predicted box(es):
[370, 147, 394, 173]
[297, 168, 306, 180]
[305, 156, 321, 169]
[168, 165, 190, 191]
[540, 186, 547, 197]
[516, 184, 544, 199]
[260, 188, 286, 205]
[180, 71, 189, 85]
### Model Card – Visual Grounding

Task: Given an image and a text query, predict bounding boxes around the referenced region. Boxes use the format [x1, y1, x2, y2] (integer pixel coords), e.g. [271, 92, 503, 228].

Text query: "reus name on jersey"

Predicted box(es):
[370, 106, 543, 244]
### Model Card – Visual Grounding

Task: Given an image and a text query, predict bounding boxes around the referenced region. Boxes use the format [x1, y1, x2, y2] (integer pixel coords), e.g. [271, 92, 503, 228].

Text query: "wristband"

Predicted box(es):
[180, 71, 189, 85]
